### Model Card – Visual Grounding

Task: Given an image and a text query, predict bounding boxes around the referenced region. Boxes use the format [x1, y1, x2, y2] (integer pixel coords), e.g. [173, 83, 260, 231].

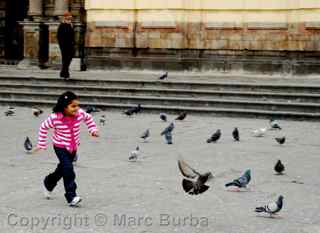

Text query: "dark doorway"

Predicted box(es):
[3, 0, 28, 61]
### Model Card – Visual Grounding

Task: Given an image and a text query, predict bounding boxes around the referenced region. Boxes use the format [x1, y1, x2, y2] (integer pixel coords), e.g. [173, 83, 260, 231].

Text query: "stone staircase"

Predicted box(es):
[0, 75, 320, 120]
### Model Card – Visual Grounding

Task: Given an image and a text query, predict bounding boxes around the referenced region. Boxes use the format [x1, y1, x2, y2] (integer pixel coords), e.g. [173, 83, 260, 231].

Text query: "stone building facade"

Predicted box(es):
[3, 1, 320, 74]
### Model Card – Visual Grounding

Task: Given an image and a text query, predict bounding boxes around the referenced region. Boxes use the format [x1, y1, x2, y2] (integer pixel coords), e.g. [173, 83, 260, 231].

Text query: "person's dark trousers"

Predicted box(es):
[60, 49, 73, 79]
[44, 146, 77, 203]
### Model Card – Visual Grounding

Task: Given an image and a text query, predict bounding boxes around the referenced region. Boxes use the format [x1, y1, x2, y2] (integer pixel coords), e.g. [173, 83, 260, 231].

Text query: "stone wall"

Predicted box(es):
[84, 0, 320, 73]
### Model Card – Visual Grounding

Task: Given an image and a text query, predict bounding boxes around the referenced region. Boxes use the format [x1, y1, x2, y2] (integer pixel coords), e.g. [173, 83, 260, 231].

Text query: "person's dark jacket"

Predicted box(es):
[57, 23, 75, 54]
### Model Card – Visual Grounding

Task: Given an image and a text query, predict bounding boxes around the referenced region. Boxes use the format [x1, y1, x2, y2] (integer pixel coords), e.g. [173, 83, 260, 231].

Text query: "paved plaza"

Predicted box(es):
[0, 103, 319, 233]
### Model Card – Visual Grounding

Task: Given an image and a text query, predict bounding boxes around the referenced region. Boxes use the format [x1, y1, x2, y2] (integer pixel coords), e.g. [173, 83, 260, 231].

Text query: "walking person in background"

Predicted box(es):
[57, 11, 75, 79]
[33, 91, 99, 207]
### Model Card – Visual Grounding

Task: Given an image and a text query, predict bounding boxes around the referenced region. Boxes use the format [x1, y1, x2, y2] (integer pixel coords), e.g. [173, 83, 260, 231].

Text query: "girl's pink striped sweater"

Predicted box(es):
[37, 108, 98, 153]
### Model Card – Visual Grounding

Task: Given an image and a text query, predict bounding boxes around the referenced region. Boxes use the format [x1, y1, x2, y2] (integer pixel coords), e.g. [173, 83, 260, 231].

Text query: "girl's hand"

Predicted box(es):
[91, 131, 99, 137]
[32, 147, 44, 154]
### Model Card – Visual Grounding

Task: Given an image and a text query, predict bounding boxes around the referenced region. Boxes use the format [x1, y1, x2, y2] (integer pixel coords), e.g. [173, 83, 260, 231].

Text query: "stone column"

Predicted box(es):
[17, 22, 41, 68]
[53, 0, 69, 17]
[45, 22, 61, 65]
[28, 0, 42, 21]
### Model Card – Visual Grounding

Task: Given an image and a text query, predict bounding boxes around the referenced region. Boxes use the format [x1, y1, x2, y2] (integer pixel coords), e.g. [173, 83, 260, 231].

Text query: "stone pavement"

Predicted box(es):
[0, 105, 319, 233]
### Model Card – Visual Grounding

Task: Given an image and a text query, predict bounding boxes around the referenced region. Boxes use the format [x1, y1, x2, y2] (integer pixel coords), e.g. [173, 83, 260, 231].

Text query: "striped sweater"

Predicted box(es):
[37, 108, 98, 152]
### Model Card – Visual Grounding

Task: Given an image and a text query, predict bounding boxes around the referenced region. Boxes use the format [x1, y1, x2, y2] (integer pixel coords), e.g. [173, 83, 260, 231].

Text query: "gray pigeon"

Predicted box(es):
[175, 112, 187, 121]
[141, 129, 150, 141]
[24, 137, 33, 153]
[160, 113, 167, 122]
[178, 159, 213, 195]
[225, 169, 251, 189]
[275, 136, 285, 145]
[99, 115, 106, 126]
[32, 107, 43, 117]
[159, 72, 168, 80]
[270, 119, 282, 130]
[232, 127, 240, 141]
[161, 122, 174, 136]
[207, 129, 221, 143]
[274, 160, 285, 174]
[129, 146, 140, 162]
[255, 195, 284, 217]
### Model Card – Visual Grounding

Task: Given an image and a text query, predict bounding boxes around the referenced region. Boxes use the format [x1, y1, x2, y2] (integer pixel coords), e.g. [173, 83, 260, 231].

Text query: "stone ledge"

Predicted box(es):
[95, 21, 129, 28]
[247, 22, 288, 30]
[141, 21, 176, 29]
[305, 22, 320, 29]
[206, 22, 242, 30]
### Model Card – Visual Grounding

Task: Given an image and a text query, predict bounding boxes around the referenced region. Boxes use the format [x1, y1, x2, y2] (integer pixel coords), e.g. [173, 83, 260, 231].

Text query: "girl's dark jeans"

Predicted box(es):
[44, 146, 77, 203]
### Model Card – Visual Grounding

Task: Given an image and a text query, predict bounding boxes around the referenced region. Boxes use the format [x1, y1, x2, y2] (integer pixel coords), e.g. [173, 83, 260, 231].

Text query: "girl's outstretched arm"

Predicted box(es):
[36, 115, 54, 150]
[81, 109, 98, 135]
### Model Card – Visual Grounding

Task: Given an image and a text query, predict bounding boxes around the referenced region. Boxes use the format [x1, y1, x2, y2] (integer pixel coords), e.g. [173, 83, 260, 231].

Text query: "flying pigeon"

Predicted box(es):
[232, 127, 240, 141]
[160, 113, 167, 122]
[99, 115, 106, 126]
[24, 137, 33, 153]
[255, 195, 284, 217]
[4, 107, 15, 116]
[85, 106, 99, 114]
[270, 119, 282, 130]
[274, 160, 285, 175]
[140, 129, 150, 141]
[124, 104, 142, 116]
[161, 122, 174, 136]
[159, 72, 168, 80]
[225, 169, 251, 190]
[275, 136, 285, 145]
[32, 107, 43, 117]
[207, 129, 221, 143]
[128, 146, 140, 162]
[252, 128, 267, 137]
[164, 132, 173, 144]
[175, 112, 187, 121]
[177, 159, 213, 195]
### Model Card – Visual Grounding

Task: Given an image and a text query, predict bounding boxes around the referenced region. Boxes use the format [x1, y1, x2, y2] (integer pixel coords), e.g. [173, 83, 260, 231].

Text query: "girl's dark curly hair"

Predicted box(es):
[53, 91, 78, 114]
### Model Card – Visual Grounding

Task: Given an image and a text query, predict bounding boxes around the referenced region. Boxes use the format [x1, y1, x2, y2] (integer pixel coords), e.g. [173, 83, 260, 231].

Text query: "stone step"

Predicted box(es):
[0, 97, 319, 120]
[1, 83, 320, 103]
[0, 90, 319, 114]
[1, 76, 320, 94]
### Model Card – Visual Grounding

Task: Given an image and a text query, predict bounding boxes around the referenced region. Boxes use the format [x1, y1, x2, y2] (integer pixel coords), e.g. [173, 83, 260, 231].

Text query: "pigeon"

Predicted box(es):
[160, 113, 167, 122]
[99, 115, 106, 126]
[255, 195, 284, 217]
[274, 160, 285, 175]
[164, 132, 173, 144]
[160, 122, 174, 136]
[24, 137, 33, 153]
[124, 104, 142, 116]
[232, 127, 240, 141]
[175, 112, 187, 121]
[225, 169, 251, 190]
[4, 107, 15, 116]
[177, 159, 213, 195]
[159, 72, 168, 80]
[270, 119, 282, 130]
[275, 136, 285, 145]
[207, 129, 221, 143]
[252, 128, 267, 137]
[128, 146, 140, 162]
[85, 106, 99, 114]
[32, 107, 43, 117]
[140, 129, 150, 141]
[73, 153, 79, 165]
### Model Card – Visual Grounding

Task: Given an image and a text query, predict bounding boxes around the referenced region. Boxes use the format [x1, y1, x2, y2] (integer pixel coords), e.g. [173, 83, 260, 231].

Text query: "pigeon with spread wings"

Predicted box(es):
[177, 159, 213, 195]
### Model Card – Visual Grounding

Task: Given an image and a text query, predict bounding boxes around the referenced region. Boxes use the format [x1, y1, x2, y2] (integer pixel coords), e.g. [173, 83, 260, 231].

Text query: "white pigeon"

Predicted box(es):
[129, 146, 140, 162]
[252, 128, 267, 137]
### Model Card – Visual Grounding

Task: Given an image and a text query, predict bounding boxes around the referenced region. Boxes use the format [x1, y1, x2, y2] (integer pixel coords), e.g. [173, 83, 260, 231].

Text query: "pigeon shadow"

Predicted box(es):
[255, 214, 283, 219]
